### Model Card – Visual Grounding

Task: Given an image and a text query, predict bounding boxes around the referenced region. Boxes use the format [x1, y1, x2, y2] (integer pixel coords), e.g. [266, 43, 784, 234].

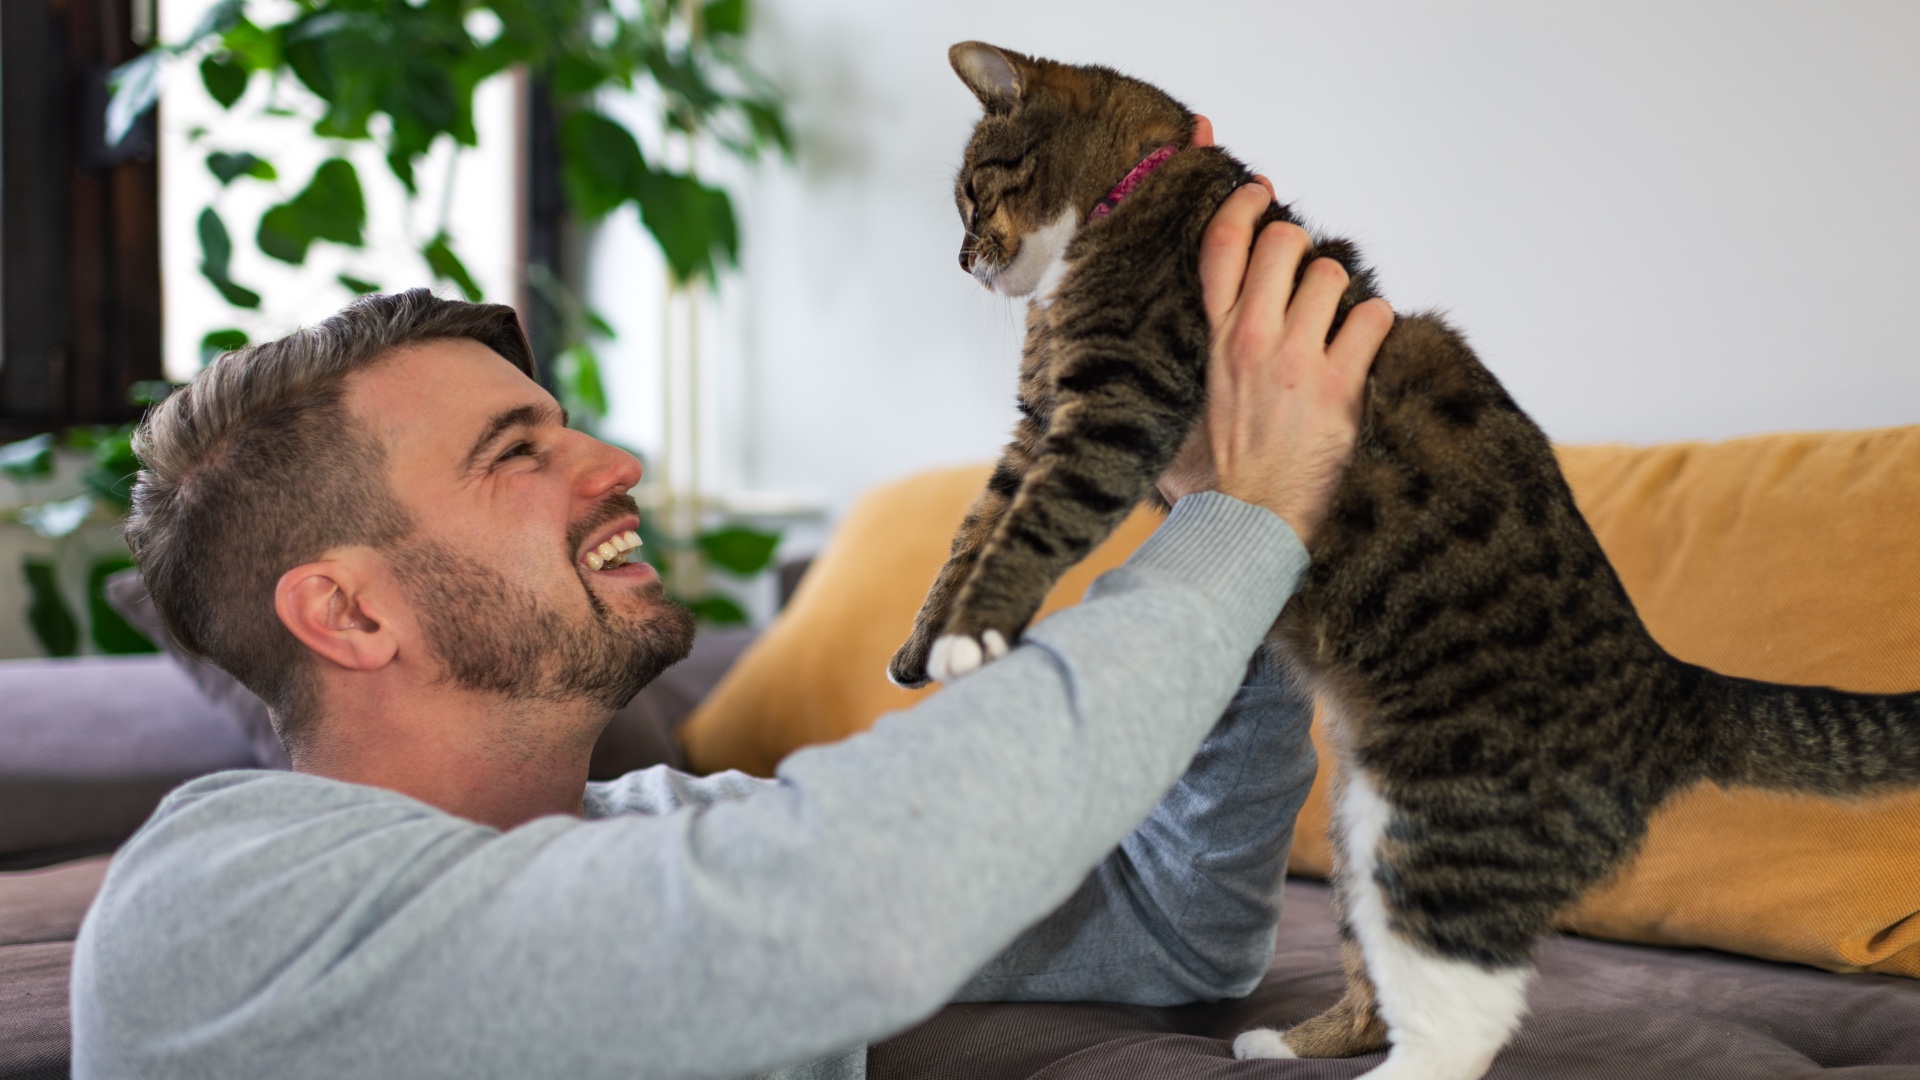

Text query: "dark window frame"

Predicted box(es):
[2, 0, 162, 440]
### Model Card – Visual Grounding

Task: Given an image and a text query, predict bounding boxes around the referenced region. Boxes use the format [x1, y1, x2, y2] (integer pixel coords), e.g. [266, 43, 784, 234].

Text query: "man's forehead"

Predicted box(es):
[344, 338, 553, 464]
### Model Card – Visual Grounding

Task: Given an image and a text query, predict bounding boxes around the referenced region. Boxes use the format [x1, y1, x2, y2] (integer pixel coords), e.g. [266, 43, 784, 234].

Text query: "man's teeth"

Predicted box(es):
[584, 529, 643, 571]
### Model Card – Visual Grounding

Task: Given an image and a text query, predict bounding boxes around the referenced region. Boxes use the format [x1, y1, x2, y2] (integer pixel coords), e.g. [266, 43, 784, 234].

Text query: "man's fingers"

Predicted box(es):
[1191, 114, 1214, 148]
[1278, 257, 1352, 354]
[1328, 297, 1395, 381]
[1199, 184, 1273, 324]
[1233, 222, 1314, 354]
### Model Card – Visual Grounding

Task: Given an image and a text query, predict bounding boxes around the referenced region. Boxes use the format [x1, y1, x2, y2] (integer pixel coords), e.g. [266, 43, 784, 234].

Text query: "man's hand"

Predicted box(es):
[1158, 179, 1393, 546]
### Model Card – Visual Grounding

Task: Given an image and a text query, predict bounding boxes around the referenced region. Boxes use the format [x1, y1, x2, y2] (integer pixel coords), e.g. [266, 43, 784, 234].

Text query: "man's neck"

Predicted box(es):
[295, 679, 605, 831]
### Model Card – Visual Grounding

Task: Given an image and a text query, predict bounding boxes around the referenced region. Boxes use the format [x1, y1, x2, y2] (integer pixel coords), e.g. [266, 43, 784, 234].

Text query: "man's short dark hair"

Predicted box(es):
[126, 289, 535, 754]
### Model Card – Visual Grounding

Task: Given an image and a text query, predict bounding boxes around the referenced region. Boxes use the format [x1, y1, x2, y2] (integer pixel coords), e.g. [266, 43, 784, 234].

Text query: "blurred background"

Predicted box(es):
[1, 0, 1915, 658]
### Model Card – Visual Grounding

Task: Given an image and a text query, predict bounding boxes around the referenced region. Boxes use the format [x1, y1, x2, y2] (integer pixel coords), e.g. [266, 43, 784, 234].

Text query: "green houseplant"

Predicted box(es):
[97, 0, 792, 633]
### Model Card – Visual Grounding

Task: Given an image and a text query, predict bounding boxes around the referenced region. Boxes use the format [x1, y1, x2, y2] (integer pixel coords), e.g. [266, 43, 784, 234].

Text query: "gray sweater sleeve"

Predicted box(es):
[72, 493, 1307, 1080]
[954, 643, 1317, 1005]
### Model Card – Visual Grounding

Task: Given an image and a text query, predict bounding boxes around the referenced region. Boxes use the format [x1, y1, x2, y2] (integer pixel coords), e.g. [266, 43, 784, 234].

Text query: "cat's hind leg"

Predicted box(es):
[1234, 936, 1389, 1060]
[1336, 769, 1533, 1080]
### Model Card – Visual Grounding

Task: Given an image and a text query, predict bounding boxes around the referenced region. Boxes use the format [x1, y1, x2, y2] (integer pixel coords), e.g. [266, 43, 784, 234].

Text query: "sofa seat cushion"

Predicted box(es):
[0, 856, 111, 1080]
[871, 879, 1920, 1079]
[0, 656, 256, 867]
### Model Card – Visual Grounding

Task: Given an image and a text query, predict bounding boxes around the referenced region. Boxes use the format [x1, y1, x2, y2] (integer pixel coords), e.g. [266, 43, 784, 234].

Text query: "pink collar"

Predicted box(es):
[1088, 145, 1179, 221]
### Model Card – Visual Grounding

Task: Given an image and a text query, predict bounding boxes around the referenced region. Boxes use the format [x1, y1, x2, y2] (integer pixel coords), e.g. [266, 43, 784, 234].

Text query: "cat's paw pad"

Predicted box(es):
[1232, 1028, 1297, 1060]
[927, 631, 1010, 683]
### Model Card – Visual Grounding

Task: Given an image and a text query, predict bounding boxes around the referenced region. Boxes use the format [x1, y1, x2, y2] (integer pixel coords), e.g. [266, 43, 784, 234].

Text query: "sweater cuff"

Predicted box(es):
[1121, 492, 1308, 632]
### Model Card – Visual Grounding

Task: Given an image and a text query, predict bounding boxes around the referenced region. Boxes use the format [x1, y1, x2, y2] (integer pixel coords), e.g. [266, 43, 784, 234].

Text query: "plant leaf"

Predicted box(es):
[200, 53, 250, 108]
[206, 151, 274, 185]
[683, 594, 749, 626]
[23, 560, 79, 657]
[634, 169, 737, 284]
[186, 0, 246, 45]
[106, 50, 168, 146]
[20, 494, 94, 539]
[200, 328, 249, 365]
[85, 429, 141, 509]
[197, 207, 263, 308]
[422, 233, 482, 301]
[0, 433, 55, 483]
[703, 0, 748, 37]
[88, 557, 158, 654]
[698, 524, 781, 576]
[337, 273, 381, 295]
[258, 158, 366, 263]
[221, 17, 281, 71]
[559, 110, 647, 220]
[129, 381, 175, 406]
[554, 344, 608, 426]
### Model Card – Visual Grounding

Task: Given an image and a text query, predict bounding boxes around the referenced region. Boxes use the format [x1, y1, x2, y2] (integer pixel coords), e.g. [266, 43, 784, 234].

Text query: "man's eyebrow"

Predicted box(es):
[464, 402, 567, 472]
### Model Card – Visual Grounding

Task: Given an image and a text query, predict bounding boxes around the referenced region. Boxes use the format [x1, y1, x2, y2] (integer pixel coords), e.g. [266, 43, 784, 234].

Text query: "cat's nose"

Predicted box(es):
[958, 247, 974, 273]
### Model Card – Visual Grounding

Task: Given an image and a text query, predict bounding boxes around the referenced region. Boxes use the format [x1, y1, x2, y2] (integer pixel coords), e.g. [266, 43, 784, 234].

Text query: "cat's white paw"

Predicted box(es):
[982, 629, 1009, 660]
[928, 631, 1010, 683]
[928, 635, 982, 683]
[1232, 1028, 1297, 1060]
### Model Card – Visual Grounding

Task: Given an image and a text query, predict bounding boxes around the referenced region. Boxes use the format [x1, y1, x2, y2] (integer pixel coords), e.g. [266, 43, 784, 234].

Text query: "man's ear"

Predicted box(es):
[950, 41, 1025, 111]
[275, 553, 399, 673]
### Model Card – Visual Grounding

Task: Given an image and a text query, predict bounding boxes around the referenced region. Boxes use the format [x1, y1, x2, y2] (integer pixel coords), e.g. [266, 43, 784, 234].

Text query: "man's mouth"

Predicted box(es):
[582, 528, 643, 571]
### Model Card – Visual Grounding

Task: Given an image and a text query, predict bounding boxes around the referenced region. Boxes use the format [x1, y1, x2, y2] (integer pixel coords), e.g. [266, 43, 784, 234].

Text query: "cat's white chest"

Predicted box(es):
[993, 207, 1079, 304]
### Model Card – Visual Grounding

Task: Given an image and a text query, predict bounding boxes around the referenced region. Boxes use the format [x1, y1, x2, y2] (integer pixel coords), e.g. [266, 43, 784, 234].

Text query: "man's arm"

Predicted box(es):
[955, 641, 1317, 1006]
[74, 495, 1303, 1080]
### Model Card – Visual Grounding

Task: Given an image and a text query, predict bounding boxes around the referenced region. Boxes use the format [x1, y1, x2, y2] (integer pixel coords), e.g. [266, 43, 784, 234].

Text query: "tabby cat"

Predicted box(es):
[894, 41, 1920, 1080]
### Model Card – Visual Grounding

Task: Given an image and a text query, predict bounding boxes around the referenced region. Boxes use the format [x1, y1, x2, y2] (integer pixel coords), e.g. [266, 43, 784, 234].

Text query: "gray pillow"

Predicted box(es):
[104, 569, 288, 769]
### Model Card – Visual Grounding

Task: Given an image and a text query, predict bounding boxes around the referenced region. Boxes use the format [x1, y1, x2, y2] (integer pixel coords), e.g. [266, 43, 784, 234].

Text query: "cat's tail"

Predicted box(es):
[1697, 667, 1920, 796]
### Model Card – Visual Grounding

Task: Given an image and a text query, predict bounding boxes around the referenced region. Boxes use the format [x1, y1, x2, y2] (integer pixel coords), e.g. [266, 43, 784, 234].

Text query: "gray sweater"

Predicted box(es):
[70, 493, 1317, 1079]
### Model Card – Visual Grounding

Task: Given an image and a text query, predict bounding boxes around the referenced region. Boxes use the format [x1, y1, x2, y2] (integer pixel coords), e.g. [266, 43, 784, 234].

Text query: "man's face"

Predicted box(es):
[344, 339, 693, 712]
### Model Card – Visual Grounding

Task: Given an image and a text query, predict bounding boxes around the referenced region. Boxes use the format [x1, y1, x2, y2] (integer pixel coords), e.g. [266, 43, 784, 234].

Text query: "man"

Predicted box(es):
[70, 180, 1392, 1078]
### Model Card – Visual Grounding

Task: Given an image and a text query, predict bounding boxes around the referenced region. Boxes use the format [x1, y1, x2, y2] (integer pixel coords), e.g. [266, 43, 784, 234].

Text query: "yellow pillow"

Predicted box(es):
[1288, 425, 1920, 976]
[678, 465, 1164, 777]
[682, 426, 1920, 976]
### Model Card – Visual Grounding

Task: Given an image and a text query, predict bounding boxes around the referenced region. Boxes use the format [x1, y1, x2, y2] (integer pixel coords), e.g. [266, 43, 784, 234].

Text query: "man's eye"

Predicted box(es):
[495, 441, 534, 464]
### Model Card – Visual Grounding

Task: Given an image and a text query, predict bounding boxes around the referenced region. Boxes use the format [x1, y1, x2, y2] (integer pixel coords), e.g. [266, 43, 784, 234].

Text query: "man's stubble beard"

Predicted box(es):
[392, 538, 696, 715]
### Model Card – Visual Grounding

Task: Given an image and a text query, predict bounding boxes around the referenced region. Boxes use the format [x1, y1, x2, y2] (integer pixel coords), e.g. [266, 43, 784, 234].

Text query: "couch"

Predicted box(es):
[6, 424, 1920, 1079]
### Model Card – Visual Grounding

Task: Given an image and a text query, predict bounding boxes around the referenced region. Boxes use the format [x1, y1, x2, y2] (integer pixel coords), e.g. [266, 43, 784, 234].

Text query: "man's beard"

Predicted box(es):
[391, 526, 695, 714]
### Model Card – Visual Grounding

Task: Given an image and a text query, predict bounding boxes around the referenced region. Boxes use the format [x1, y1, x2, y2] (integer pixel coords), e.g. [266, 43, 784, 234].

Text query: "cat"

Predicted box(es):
[892, 41, 1920, 1080]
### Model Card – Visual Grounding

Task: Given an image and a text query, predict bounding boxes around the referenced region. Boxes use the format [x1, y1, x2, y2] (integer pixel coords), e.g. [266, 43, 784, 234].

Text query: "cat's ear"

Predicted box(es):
[950, 42, 1025, 111]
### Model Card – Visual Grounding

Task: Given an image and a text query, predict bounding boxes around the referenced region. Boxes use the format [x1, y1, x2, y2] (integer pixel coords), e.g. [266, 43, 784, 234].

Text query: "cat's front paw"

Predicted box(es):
[1232, 1028, 1298, 1060]
[888, 636, 934, 689]
[927, 630, 1010, 683]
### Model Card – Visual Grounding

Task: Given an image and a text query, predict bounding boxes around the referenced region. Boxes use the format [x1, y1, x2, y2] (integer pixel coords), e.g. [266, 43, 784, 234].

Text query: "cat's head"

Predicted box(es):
[949, 42, 1193, 297]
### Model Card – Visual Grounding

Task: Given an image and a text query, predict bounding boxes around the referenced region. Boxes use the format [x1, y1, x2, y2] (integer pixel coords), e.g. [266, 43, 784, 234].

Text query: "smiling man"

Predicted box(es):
[68, 183, 1391, 1079]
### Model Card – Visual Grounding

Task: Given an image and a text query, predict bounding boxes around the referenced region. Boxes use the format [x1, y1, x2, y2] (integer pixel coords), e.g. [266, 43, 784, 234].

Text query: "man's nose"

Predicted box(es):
[571, 432, 643, 497]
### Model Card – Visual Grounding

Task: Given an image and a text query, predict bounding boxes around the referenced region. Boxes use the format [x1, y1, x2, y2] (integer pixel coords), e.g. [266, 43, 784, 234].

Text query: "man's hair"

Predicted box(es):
[126, 289, 536, 753]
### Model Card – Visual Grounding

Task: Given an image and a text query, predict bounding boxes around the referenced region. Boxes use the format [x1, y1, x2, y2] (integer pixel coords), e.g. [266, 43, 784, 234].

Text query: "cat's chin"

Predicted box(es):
[983, 209, 1078, 299]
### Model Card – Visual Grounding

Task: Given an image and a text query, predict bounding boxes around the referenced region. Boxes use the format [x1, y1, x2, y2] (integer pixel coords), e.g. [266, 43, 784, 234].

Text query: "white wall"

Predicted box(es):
[706, 0, 1920, 521]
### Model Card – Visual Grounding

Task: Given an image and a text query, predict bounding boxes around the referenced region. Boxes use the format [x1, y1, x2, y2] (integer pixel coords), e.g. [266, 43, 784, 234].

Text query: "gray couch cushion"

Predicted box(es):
[872, 878, 1920, 1079]
[0, 858, 110, 1080]
[0, 656, 256, 866]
